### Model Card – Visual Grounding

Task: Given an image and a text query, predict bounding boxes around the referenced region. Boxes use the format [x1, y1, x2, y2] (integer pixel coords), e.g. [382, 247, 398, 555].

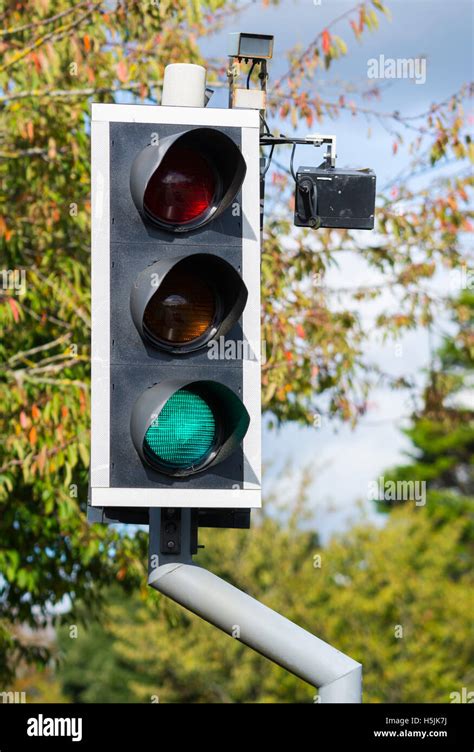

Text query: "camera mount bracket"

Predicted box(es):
[260, 133, 337, 168]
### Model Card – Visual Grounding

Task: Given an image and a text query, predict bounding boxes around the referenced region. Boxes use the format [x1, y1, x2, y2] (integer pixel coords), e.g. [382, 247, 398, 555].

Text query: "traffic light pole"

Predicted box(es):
[148, 508, 362, 703]
[89, 48, 363, 702]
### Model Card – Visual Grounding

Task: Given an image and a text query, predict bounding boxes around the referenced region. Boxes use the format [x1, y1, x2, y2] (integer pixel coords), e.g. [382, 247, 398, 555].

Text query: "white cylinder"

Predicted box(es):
[161, 63, 207, 108]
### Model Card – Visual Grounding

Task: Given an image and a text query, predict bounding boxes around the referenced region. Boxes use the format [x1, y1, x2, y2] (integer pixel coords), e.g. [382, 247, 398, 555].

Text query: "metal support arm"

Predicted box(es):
[260, 132, 337, 167]
[148, 509, 362, 703]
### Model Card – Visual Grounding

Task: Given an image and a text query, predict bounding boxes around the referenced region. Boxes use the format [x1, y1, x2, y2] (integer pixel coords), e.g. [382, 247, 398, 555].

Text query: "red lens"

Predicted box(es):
[144, 146, 216, 225]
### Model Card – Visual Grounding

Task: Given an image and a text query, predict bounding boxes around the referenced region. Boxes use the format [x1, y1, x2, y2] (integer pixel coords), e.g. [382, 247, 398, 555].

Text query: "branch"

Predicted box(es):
[0, 438, 77, 474]
[0, 83, 141, 105]
[0, 0, 95, 37]
[6, 359, 84, 384]
[7, 333, 72, 367]
[0, 147, 67, 159]
[31, 269, 91, 329]
[272, 2, 364, 90]
[267, 84, 472, 135]
[0, 0, 103, 75]
[18, 303, 73, 331]
[19, 376, 89, 388]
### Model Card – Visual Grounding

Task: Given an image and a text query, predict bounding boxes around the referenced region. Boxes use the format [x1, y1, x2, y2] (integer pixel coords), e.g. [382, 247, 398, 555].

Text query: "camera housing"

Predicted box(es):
[294, 166, 376, 230]
[228, 32, 274, 60]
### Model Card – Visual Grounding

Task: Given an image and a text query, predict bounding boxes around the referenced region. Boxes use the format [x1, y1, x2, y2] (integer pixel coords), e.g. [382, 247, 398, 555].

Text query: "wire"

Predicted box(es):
[259, 113, 274, 178]
[290, 143, 297, 182]
[260, 113, 271, 135]
[246, 61, 256, 89]
[261, 144, 275, 178]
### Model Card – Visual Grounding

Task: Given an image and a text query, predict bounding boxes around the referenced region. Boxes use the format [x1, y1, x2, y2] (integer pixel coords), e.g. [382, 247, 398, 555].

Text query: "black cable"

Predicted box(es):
[260, 112, 271, 135]
[246, 61, 256, 89]
[259, 113, 273, 178]
[261, 144, 275, 178]
[290, 143, 297, 182]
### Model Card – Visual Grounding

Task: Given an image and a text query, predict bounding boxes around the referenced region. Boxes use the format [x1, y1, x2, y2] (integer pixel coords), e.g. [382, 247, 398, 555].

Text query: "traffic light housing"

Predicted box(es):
[129, 253, 248, 354]
[129, 127, 247, 232]
[90, 104, 261, 513]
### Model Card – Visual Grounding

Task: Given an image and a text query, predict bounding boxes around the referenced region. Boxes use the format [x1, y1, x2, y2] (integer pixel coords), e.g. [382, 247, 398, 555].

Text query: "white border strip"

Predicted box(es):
[241, 126, 262, 491]
[90, 120, 110, 487]
[91, 103, 259, 129]
[91, 488, 262, 508]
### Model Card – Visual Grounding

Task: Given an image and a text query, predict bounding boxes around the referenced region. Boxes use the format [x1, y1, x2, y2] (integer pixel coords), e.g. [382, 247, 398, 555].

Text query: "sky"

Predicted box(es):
[198, 0, 473, 540]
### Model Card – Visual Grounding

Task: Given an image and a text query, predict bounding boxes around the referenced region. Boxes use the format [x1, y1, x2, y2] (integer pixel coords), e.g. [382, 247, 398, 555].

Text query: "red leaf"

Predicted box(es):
[116, 60, 128, 83]
[37, 446, 47, 473]
[392, 140, 398, 155]
[20, 411, 29, 429]
[79, 391, 86, 413]
[322, 29, 331, 55]
[30, 52, 41, 73]
[8, 297, 20, 322]
[29, 426, 37, 446]
[296, 324, 305, 338]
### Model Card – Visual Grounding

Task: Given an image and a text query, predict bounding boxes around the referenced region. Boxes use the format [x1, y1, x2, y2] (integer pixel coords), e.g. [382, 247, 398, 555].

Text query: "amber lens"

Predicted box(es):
[143, 268, 216, 346]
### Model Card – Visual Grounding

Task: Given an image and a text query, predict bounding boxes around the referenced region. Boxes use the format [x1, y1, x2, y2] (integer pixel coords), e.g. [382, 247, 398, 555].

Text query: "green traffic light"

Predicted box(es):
[144, 388, 216, 469]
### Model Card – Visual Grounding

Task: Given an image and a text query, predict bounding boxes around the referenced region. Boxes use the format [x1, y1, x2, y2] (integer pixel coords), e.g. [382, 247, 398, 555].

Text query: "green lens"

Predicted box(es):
[144, 388, 216, 469]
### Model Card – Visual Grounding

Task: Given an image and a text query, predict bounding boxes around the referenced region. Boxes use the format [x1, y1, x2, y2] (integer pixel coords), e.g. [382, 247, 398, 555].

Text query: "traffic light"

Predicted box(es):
[89, 103, 261, 514]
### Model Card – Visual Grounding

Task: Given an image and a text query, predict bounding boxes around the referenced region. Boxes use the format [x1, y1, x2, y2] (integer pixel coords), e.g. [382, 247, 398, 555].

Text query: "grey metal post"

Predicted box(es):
[148, 509, 362, 703]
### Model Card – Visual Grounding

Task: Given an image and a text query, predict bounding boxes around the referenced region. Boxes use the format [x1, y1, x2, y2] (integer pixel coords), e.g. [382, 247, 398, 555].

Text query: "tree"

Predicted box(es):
[0, 0, 228, 679]
[0, 0, 472, 681]
[52, 470, 473, 703]
[381, 290, 474, 517]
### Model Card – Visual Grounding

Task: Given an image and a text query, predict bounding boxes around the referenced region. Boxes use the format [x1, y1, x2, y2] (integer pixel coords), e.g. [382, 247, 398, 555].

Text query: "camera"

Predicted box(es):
[294, 166, 376, 230]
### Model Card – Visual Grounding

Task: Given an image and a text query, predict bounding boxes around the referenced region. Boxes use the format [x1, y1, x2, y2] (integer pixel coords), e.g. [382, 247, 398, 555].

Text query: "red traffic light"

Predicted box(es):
[144, 146, 216, 225]
[130, 128, 246, 232]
